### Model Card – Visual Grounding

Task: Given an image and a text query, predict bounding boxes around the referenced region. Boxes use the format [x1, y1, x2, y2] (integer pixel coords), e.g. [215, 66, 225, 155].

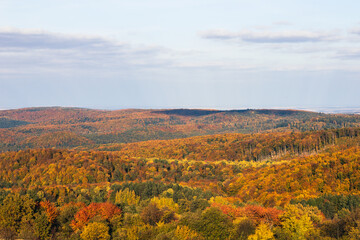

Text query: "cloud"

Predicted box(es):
[200, 29, 336, 43]
[336, 49, 360, 59]
[350, 28, 360, 35]
[0, 28, 118, 49]
[0, 28, 173, 76]
[0, 28, 356, 80]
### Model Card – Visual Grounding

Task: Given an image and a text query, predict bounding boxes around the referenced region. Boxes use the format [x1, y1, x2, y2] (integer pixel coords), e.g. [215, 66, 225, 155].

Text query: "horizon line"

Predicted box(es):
[1, 105, 360, 114]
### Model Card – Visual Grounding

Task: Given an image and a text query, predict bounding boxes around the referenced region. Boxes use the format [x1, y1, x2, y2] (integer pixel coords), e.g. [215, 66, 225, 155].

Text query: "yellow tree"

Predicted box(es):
[115, 188, 140, 206]
[80, 222, 110, 240]
[174, 225, 203, 240]
[280, 204, 321, 240]
[150, 197, 179, 213]
[248, 223, 274, 240]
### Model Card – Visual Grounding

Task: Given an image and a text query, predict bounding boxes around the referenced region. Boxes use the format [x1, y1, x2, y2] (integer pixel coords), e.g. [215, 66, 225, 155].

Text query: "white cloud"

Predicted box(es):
[0, 28, 358, 80]
[0, 28, 118, 49]
[335, 49, 360, 59]
[200, 29, 337, 43]
[350, 28, 360, 35]
[0, 28, 173, 76]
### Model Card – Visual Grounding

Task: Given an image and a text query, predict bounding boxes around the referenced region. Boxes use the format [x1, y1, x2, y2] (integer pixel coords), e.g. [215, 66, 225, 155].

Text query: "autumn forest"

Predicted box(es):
[1, 107, 360, 239]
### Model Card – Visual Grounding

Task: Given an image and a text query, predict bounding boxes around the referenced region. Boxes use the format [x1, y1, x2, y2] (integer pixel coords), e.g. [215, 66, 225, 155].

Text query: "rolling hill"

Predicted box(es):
[1, 107, 360, 152]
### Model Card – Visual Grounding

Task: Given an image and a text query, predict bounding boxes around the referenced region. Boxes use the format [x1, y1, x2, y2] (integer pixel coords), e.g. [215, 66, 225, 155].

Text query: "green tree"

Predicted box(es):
[231, 218, 256, 240]
[32, 212, 51, 240]
[195, 207, 232, 240]
[0, 194, 36, 237]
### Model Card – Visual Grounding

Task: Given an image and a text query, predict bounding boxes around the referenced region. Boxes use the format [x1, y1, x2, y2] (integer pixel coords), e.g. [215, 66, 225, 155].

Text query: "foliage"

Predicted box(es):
[293, 194, 360, 219]
[248, 223, 274, 240]
[80, 222, 110, 240]
[173, 225, 203, 240]
[183, 207, 233, 240]
[140, 203, 164, 226]
[0, 193, 36, 234]
[279, 204, 322, 240]
[2, 107, 360, 151]
[40, 200, 59, 224]
[71, 202, 121, 231]
[225, 146, 360, 206]
[1, 111, 360, 239]
[32, 212, 52, 240]
[115, 188, 140, 206]
[150, 197, 179, 213]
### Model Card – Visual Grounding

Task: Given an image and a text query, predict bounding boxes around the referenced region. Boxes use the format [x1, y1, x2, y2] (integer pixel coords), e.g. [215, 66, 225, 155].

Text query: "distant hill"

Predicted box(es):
[1, 107, 360, 151]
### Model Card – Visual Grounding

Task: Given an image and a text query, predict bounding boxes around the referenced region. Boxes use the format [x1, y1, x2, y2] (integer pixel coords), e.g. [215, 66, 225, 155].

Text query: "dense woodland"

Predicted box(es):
[1, 108, 360, 239]
[1, 107, 360, 152]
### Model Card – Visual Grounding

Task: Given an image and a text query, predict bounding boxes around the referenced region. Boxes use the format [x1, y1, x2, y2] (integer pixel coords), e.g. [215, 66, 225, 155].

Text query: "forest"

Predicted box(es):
[1, 107, 360, 152]
[0, 107, 360, 239]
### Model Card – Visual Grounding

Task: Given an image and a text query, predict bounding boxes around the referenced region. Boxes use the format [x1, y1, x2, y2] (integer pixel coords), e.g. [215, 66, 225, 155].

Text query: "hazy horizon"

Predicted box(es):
[1, 105, 360, 115]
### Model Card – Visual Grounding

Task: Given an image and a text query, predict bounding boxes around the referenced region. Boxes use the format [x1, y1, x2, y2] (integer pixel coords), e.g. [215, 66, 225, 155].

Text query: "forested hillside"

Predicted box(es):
[0, 127, 360, 239]
[1, 107, 360, 151]
[91, 127, 360, 161]
[1, 108, 360, 239]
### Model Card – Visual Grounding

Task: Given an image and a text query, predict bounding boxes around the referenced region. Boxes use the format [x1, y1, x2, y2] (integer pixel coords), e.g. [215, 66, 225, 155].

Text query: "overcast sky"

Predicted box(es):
[1, 0, 360, 110]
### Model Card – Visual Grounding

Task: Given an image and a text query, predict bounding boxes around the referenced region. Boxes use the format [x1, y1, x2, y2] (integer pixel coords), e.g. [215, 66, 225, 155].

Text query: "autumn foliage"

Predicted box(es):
[1, 107, 360, 152]
[71, 202, 121, 231]
[1, 107, 360, 238]
[40, 200, 59, 224]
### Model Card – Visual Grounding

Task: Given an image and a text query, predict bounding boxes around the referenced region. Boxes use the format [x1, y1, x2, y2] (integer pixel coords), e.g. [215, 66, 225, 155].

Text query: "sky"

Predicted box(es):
[1, 0, 360, 110]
